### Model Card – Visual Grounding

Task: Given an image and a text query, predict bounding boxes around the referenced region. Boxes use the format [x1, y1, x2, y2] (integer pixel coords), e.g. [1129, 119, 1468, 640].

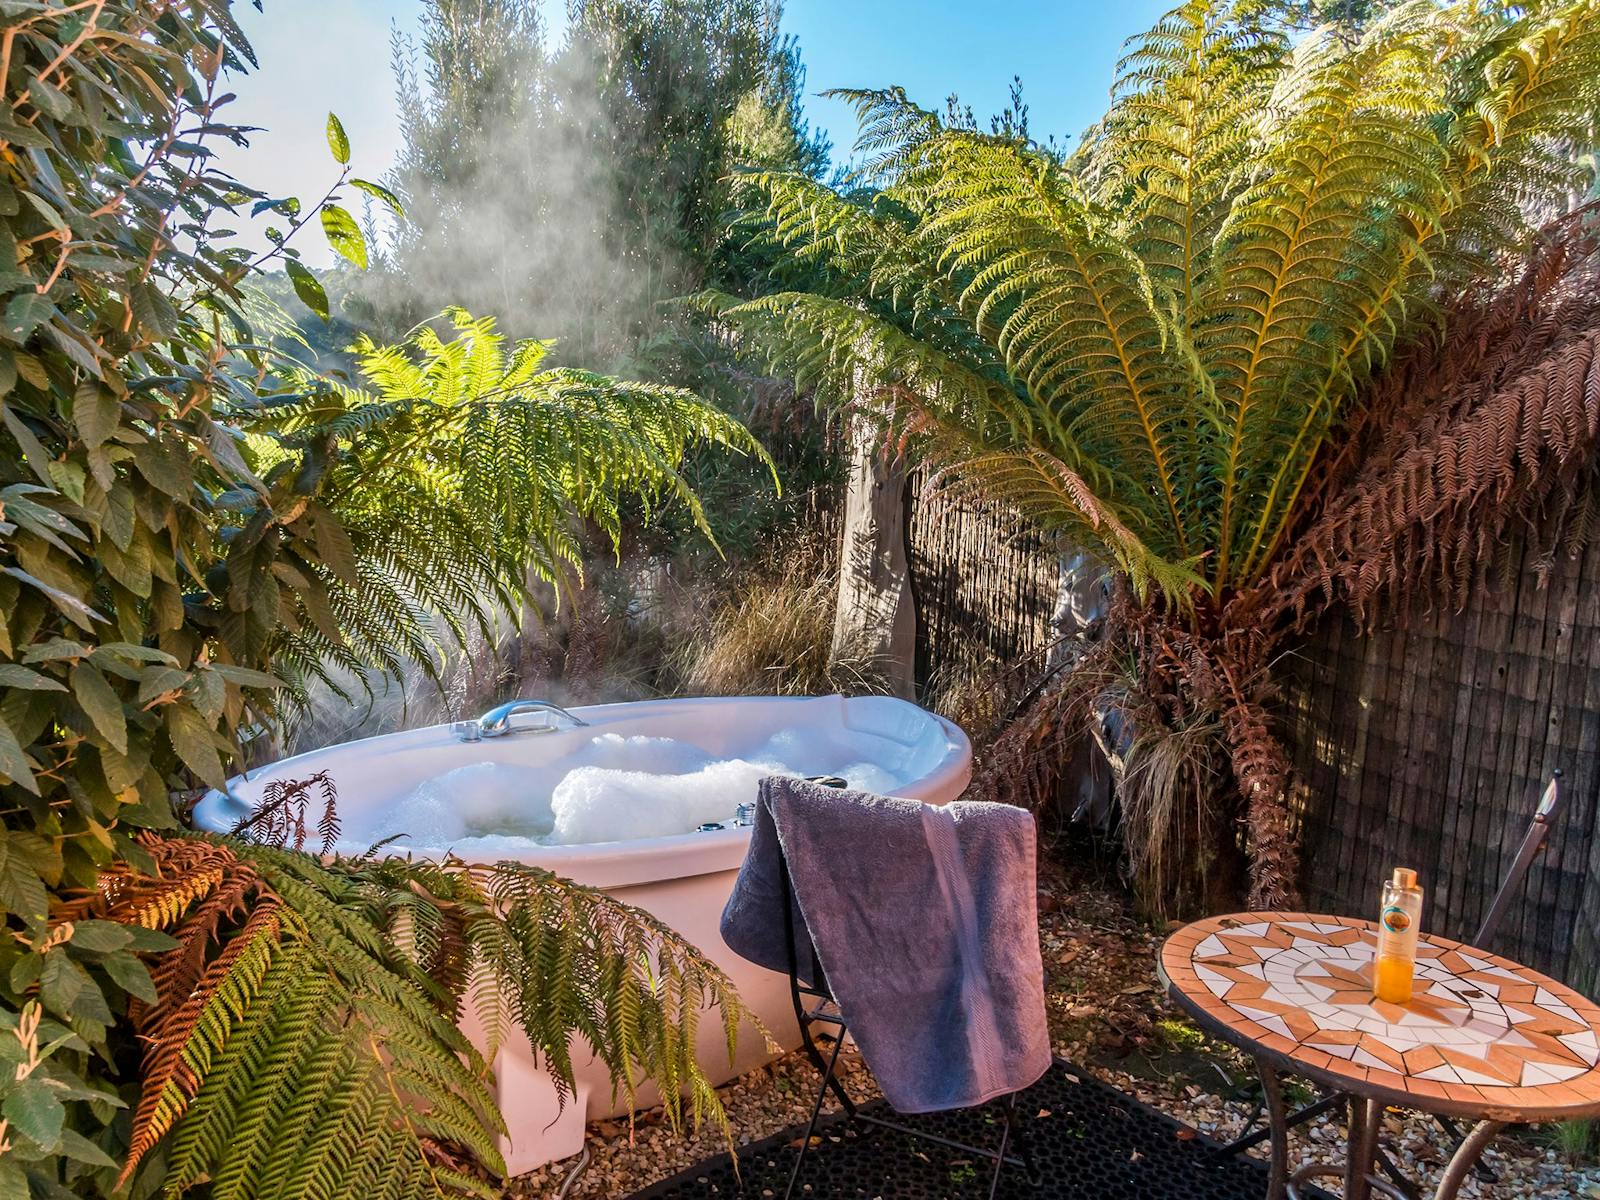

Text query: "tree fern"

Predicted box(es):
[705, 0, 1600, 907]
[713, 1, 1600, 600]
[234, 308, 774, 705]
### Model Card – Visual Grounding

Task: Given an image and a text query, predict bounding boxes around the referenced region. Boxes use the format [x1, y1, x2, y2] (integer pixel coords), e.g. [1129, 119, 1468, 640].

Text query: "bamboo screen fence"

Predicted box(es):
[1281, 532, 1600, 998]
[906, 478, 1600, 997]
[906, 474, 1061, 692]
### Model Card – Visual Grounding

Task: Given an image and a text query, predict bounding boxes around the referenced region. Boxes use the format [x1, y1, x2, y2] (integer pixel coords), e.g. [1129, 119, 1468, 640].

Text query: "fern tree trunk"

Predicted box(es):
[975, 589, 1301, 917]
[1130, 600, 1301, 912]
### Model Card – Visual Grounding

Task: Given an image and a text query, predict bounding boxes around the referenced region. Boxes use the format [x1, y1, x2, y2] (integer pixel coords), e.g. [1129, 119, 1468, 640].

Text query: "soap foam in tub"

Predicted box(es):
[350, 728, 905, 852]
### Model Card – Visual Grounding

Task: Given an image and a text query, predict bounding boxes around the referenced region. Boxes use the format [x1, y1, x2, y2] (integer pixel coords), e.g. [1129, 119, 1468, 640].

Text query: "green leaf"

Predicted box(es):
[100, 952, 157, 1004]
[320, 204, 367, 269]
[68, 921, 134, 954]
[129, 281, 180, 338]
[0, 664, 65, 692]
[39, 951, 110, 1024]
[43, 458, 82, 505]
[285, 259, 329, 322]
[165, 704, 226, 788]
[3, 486, 86, 549]
[0, 402, 53, 484]
[92, 641, 179, 667]
[21, 191, 67, 234]
[27, 77, 72, 122]
[307, 503, 358, 584]
[3, 291, 52, 341]
[2, 567, 104, 628]
[326, 112, 350, 164]
[7, 955, 40, 995]
[0, 716, 37, 796]
[351, 177, 405, 219]
[122, 926, 179, 954]
[207, 2, 258, 67]
[71, 664, 127, 755]
[205, 663, 283, 690]
[132, 437, 192, 499]
[57, 1128, 118, 1169]
[0, 1160, 27, 1200]
[0, 831, 49, 924]
[136, 665, 190, 705]
[20, 638, 87, 663]
[3, 1079, 64, 1151]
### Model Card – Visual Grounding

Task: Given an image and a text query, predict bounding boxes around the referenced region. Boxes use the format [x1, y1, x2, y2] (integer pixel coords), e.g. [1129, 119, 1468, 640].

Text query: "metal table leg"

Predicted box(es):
[1343, 1095, 1382, 1200]
[1255, 1056, 1289, 1200]
[1432, 1120, 1505, 1200]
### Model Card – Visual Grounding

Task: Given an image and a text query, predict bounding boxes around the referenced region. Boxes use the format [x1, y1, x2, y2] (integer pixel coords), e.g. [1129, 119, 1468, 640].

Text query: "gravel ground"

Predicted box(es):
[509, 854, 1600, 1199]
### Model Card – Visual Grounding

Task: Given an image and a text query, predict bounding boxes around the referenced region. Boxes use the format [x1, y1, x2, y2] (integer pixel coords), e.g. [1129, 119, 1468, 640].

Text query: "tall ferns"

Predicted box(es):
[239, 309, 773, 697]
[702, 0, 1600, 907]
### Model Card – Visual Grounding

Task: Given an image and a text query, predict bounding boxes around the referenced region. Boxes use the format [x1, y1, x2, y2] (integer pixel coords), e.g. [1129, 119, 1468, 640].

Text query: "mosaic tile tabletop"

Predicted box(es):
[1160, 913, 1600, 1120]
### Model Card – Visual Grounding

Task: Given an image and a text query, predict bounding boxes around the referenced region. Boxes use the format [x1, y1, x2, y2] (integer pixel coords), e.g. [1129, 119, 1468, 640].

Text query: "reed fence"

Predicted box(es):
[906, 474, 1060, 691]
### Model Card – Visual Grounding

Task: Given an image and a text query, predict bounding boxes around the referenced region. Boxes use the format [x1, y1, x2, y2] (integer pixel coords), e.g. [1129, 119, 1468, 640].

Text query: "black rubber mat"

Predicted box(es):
[625, 1060, 1333, 1199]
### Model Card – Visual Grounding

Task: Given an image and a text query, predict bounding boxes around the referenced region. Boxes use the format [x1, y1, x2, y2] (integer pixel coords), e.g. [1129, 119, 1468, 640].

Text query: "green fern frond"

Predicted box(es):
[69, 833, 765, 1199]
[242, 309, 772, 707]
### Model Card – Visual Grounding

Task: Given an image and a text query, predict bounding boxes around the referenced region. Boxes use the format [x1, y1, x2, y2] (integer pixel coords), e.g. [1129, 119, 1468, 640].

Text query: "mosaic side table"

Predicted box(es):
[1159, 912, 1600, 1200]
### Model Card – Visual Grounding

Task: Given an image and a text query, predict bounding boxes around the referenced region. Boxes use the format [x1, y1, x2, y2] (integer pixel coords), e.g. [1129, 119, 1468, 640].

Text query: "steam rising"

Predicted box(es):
[364, 0, 773, 366]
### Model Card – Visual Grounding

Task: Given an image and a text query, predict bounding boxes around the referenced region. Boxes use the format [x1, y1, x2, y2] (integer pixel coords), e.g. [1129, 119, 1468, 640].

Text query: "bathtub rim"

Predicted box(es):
[195, 694, 973, 889]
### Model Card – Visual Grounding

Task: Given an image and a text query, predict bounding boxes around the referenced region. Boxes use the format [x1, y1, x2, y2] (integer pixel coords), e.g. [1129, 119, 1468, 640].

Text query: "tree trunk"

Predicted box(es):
[833, 416, 916, 699]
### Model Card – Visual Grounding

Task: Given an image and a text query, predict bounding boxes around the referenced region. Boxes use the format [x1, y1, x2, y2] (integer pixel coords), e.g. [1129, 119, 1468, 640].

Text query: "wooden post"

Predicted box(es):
[833, 415, 916, 699]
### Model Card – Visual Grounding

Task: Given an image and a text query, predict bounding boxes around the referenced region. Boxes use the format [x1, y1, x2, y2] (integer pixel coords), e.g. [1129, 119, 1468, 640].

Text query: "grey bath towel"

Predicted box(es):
[720, 776, 1051, 1114]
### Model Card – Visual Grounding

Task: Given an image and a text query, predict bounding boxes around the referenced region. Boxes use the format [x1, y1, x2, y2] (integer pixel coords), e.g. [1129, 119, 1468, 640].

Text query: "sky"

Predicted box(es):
[215, 0, 1173, 266]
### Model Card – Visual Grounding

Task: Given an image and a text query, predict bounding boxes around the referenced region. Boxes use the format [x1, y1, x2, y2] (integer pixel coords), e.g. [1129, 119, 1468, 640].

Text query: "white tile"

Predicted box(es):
[1519, 1061, 1579, 1087]
[1560, 1030, 1600, 1065]
[1353, 1048, 1399, 1073]
[1449, 1064, 1504, 1088]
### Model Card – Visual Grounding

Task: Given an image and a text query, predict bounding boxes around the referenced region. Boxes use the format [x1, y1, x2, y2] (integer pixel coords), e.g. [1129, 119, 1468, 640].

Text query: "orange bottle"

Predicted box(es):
[1373, 867, 1424, 1004]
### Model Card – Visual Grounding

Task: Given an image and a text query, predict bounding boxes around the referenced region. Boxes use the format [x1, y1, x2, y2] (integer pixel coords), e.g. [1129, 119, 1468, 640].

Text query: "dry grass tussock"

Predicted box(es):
[672, 535, 886, 698]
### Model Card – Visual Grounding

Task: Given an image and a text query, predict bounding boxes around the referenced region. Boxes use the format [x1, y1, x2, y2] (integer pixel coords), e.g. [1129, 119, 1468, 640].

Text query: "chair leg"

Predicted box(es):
[784, 1029, 847, 1200]
[1010, 1092, 1041, 1187]
[987, 1094, 1016, 1200]
[795, 1022, 858, 1121]
[1215, 1091, 1342, 1158]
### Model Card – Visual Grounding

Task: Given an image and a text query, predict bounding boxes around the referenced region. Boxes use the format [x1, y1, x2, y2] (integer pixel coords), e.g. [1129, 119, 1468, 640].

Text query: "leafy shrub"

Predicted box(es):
[0, 2, 767, 1195]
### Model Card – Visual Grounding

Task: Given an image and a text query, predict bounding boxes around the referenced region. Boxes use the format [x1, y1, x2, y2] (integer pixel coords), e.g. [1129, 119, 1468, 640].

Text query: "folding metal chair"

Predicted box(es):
[774, 794, 1039, 1200]
[1214, 771, 1566, 1197]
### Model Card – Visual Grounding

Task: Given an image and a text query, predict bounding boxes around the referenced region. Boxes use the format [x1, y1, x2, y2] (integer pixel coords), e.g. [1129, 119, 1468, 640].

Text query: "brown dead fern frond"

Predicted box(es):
[229, 769, 341, 854]
[1258, 204, 1600, 630]
[52, 835, 288, 1184]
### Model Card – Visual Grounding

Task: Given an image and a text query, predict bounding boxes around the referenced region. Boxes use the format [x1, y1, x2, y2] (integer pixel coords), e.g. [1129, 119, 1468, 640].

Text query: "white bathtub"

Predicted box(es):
[192, 694, 971, 1173]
